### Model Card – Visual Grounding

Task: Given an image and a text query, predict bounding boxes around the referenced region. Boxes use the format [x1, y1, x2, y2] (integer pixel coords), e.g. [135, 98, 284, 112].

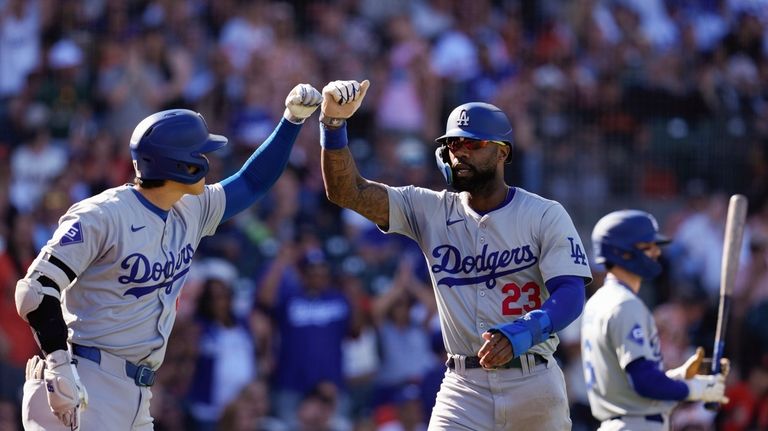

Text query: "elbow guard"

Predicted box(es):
[15, 252, 75, 321]
[15, 278, 61, 322]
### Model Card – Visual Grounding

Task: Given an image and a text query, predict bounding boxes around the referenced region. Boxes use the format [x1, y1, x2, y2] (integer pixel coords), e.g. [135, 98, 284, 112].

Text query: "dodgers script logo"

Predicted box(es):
[119, 244, 195, 298]
[431, 243, 538, 288]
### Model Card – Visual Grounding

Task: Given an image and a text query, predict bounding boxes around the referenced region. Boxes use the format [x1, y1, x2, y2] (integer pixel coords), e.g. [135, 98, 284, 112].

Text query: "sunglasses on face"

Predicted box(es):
[444, 137, 506, 152]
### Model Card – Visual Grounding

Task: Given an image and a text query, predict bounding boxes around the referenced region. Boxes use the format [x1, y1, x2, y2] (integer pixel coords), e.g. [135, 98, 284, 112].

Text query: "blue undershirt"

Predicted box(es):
[542, 275, 586, 331]
[220, 118, 302, 222]
[625, 358, 689, 400]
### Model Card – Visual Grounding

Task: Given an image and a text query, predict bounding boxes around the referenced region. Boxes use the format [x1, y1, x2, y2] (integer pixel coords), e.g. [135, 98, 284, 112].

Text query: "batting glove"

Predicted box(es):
[26, 354, 45, 380]
[320, 79, 370, 127]
[44, 349, 88, 429]
[684, 373, 729, 404]
[284, 83, 322, 124]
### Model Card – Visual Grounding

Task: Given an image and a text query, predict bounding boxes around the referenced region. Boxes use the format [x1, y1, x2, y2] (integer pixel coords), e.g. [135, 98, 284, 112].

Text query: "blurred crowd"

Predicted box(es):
[1, 0, 768, 430]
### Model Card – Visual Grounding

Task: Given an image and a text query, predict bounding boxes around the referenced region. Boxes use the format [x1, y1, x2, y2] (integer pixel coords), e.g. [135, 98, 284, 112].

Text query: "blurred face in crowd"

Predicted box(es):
[301, 261, 331, 293]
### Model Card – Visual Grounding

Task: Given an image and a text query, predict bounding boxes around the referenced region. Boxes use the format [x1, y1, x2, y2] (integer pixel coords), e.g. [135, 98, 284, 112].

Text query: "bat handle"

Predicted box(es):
[710, 340, 724, 375]
[704, 340, 725, 411]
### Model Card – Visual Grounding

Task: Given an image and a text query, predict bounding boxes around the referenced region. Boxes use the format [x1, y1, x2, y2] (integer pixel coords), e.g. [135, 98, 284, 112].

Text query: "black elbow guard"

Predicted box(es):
[26, 295, 68, 355]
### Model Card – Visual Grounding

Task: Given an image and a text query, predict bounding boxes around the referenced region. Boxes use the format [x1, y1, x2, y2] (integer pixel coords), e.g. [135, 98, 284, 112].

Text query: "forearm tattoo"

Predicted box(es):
[322, 148, 389, 227]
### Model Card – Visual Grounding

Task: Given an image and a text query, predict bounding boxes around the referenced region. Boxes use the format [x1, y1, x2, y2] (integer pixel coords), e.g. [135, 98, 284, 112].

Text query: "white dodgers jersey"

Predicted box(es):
[385, 186, 592, 357]
[581, 275, 676, 420]
[41, 184, 226, 368]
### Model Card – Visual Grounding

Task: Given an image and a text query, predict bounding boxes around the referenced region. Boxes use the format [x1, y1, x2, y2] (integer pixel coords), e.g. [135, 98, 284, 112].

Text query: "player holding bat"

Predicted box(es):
[581, 209, 730, 431]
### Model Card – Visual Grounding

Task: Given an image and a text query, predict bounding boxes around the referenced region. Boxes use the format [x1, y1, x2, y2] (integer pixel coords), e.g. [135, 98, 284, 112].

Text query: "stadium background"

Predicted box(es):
[1, 0, 767, 430]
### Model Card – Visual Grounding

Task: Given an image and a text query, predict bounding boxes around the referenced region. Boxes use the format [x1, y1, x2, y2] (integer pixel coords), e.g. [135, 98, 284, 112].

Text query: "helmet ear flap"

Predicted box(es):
[434, 146, 452, 185]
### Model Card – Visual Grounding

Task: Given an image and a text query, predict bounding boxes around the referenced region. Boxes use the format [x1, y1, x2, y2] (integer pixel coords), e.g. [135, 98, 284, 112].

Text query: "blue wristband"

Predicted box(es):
[320, 122, 348, 150]
[492, 310, 552, 357]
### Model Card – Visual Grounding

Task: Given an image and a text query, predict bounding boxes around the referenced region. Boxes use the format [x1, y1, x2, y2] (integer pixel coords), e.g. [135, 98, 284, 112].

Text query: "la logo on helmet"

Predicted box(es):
[456, 109, 470, 126]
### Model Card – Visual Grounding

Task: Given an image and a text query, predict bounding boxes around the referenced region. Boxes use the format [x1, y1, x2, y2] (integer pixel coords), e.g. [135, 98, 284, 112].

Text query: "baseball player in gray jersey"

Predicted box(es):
[15, 83, 323, 430]
[581, 210, 730, 431]
[318, 80, 592, 430]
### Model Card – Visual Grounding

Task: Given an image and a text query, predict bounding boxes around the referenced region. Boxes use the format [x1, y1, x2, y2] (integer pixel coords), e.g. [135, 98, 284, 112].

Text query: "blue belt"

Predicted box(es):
[72, 344, 156, 387]
[610, 414, 664, 423]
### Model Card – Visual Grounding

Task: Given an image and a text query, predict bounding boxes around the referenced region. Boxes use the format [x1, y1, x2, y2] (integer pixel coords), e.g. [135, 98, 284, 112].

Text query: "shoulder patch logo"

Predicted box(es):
[60, 221, 84, 246]
[627, 323, 645, 346]
[568, 237, 588, 265]
[456, 109, 470, 126]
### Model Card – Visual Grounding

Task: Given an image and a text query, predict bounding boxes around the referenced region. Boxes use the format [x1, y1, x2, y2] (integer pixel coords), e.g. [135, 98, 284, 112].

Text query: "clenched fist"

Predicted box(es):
[320, 80, 370, 127]
[284, 83, 322, 124]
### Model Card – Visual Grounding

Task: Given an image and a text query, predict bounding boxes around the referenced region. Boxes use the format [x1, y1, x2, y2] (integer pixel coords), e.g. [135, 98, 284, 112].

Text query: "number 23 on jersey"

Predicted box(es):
[501, 281, 542, 315]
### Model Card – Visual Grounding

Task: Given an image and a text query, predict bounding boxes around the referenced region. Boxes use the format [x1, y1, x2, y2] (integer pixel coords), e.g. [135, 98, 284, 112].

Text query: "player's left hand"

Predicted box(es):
[478, 331, 513, 368]
[667, 346, 705, 380]
[284, 83, 322, 124]
[44, 350, 88, 430]
[320, 79, 370, 127]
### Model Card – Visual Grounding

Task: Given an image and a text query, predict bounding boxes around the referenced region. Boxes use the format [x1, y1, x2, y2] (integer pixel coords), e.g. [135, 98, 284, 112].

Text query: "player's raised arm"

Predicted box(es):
[319, 80, 391, 228]
[219, 83, 322, 222]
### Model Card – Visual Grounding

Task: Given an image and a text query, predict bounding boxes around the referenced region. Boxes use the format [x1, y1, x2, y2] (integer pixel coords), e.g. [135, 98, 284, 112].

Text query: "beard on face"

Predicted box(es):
[451, 162, 497, 193]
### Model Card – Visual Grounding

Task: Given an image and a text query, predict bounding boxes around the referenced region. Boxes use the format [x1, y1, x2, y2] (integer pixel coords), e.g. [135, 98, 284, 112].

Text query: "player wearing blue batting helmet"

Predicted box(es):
[591, 210, 671, 279]
[436, 102, 514, 145]
[130, 109, 228, 185]
[434, 102, 514, 185]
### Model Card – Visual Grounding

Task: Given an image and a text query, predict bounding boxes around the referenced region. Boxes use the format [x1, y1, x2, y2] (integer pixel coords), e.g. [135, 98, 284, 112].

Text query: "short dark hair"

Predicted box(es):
[133, 177, 166, 188]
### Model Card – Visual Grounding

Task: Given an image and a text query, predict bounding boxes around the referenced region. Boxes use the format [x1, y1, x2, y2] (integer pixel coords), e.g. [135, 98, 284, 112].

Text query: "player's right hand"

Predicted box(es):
[684, 373, 729, 404]
[284, 83, 322, 123]
[320, 80, 370, 126]
[44, 349, 88, 429]
[478, 331, 513, 369]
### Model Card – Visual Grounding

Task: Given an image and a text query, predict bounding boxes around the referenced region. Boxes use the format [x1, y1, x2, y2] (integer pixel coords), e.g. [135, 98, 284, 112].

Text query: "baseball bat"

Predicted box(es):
[705, 194, 748, 410]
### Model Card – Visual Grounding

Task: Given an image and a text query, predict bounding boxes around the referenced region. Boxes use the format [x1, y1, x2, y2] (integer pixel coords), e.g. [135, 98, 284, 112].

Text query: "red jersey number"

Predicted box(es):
[501, 282, 542, 315]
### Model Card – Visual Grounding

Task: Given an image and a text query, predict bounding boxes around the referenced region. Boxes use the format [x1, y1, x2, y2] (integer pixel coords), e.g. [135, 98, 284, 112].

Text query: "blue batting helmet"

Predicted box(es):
[591, 210, 671, 279]
[434, 102, 513, 184]
[130, 109, 228, 184]
[435, 102, 513, 145]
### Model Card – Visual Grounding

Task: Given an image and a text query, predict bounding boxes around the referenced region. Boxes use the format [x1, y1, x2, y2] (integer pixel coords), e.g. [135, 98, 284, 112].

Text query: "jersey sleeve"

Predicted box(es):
[385, 185, 442, 243]
[607, 300, 657, 369]
[41, 203, 109, 278]
[537, 203, 593, 283]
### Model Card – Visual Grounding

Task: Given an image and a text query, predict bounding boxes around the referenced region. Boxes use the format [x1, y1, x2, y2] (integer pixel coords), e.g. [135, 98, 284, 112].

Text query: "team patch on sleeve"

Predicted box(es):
[568, 237, 588, 265]
[627, 323, 645, 346]
[59, 221, 84, 246]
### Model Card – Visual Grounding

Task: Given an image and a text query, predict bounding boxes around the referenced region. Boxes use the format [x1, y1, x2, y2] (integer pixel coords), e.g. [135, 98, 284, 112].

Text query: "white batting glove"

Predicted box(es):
[44, 350, 88, 429]
[320, 79, 370, 127]
[684, 373, 729, 404]
[284, 83, 322, 124]
[26, 354, 45, 380]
